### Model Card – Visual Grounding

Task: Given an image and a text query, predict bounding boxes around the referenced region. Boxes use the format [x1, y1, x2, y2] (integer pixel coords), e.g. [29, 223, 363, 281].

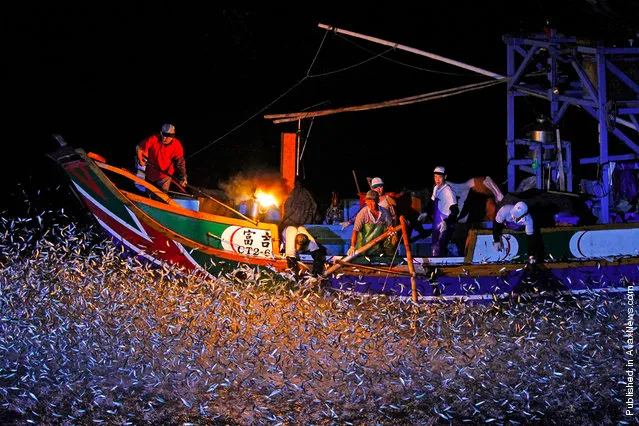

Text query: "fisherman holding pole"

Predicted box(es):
[347, 190, 394, 257]
[136, 123, 188, 193]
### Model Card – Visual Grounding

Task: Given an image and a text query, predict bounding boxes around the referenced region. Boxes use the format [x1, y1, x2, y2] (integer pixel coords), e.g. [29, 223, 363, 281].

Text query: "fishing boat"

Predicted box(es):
[48, 24, 639, 302]
[48, 134, 639, 302]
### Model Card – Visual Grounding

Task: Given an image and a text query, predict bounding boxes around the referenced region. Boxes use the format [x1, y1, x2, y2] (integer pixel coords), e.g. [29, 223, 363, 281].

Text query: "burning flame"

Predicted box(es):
[255, 190, 278, 208]
[219, 171, 288, 207]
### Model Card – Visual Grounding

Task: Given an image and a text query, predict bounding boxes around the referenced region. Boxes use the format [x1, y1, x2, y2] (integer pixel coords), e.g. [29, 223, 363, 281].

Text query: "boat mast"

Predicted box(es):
[317, 23, 504, 79]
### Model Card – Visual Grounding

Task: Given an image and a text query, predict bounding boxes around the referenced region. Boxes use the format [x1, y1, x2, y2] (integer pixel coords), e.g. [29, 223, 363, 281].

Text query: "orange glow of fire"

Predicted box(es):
[219, 171, 289, 208]
[255, 190, 278, 208]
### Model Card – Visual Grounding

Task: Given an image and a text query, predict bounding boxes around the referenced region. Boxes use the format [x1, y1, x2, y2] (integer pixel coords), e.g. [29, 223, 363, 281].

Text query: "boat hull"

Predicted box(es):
[49, 144, 639, 301]
[327, 259, 638, 301]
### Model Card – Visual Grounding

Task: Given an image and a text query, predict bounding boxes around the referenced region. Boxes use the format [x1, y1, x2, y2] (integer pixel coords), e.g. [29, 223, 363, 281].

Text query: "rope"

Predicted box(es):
[186, 76, 308, 160]
[306, 29, 329, 76]
[298, 117, 314, 161]
[307, 46, 396, 78]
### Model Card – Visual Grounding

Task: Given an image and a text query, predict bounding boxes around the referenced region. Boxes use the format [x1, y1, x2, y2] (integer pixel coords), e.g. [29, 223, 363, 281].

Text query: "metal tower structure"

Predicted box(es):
[504, 28, 639, 223]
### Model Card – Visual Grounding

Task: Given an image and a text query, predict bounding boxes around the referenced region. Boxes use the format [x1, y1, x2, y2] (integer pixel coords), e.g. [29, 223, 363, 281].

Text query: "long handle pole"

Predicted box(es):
[555, 129, 566, 191]
[318, 23, 504, 79]
[141, 157, 187, 193]
[400, 216, 418, 302]
[143, 158, 258, 225]
[352, 170, 361, 194]
[322, 224, 402, 278]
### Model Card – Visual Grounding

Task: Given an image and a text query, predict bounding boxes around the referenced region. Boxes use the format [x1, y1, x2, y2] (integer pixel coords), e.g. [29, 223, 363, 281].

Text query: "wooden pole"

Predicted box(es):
[322, 224, 402, 278]
[264, 80, 504, 124]
[352, 170, 361, 193]
[296, 120, 301, 177]
[555, 128, 566, 191]
[400, 216, 418, 302]
[281, 132, 297, 192]
[334, 259, 414, 277]
[318, 23, 503, 79]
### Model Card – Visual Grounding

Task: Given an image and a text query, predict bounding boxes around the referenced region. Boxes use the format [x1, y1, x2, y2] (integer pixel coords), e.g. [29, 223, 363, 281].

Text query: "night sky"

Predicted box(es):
[4, 2, 639, 213]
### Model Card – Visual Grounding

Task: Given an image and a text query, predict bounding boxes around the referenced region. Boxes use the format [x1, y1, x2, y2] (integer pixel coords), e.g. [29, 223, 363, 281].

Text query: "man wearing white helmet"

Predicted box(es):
[370, 177, 398, 225]
[419, 166, 459, 256]
[136, 123, 188, 193]
[492, 201, 542, 263]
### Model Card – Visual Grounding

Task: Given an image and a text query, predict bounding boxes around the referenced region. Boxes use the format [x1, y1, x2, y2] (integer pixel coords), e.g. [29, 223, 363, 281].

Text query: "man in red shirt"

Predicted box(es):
[136, 123, 188, 193]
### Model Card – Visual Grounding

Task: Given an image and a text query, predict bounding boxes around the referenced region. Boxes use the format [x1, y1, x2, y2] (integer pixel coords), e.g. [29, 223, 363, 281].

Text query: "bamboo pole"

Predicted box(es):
[264, 80, 504, 124]
[334, 259, 414, 277]
[317, 23, 504, 79]
[352, 170, 361, 193]
[140, 156, 258, 225]
[322, 224, 402, 278]
[400, 216, 418, 302]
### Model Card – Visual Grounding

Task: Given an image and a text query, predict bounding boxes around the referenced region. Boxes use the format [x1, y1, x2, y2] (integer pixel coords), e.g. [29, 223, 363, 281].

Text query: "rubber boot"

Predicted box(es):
[311, 246, 327, 276]
[286, 256, 300, 277]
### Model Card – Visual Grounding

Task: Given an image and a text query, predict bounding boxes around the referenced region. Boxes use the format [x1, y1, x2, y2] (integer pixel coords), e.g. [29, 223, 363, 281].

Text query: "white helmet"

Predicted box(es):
[371, 177, 384, 188]
[512, 201, 529, 220]
[433, 166, 446, 175]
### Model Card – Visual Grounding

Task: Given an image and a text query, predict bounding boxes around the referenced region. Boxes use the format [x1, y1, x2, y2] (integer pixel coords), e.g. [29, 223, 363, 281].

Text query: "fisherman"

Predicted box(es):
[339, 176, 397, 229]
[324, 191, 344, 225]
[492, 201, 543, 263]
[347, 190, 393, 257]
[136, 123, 187, 193]
[370, 177, 398, 225]
[418, 166, 459, 257]
[279, 177, 322, 233]
[282, 225, 326, 276]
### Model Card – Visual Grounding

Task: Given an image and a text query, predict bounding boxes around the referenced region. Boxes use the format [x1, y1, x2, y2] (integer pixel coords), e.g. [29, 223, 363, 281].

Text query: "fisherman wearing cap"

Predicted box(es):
[347, 189, 393, 257]
[370, 177, 398, 225]
[136, 123, 188, 193]
[282, 225, 326, 276]
[492, 201, 543, 264]
[339, 176, 397, 230]
[418, 166, 459, 257]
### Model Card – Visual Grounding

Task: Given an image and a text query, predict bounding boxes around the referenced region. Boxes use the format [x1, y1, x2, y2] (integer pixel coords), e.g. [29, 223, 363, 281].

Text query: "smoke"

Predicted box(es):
[219, 170, 290, 207]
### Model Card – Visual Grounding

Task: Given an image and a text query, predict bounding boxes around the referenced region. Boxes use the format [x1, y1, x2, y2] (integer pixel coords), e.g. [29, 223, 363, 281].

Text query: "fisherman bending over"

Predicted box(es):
[283, 225, 326, 276]
[492, 201, 543, 264]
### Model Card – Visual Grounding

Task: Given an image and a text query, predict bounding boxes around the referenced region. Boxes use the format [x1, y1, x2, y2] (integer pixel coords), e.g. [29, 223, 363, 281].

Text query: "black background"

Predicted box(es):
[4, 1, 639, 217]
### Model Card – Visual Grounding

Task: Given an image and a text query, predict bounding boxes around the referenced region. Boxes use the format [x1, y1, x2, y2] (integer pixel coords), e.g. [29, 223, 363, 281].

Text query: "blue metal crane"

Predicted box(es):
[504, 26, 639, 223]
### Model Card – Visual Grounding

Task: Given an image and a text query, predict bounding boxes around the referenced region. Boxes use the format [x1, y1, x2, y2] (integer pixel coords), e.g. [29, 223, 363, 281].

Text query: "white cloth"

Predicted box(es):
[447, 179, 475, 220]
[282, 226, 319, 258]
[431, 182, 457, 217]
[495, 204, 534, 235]
[447, 176, 504, 223]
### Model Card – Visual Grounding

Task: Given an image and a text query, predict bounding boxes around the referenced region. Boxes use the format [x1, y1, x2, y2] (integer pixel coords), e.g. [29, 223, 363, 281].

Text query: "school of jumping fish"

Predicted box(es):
[0, 183, 636, 425]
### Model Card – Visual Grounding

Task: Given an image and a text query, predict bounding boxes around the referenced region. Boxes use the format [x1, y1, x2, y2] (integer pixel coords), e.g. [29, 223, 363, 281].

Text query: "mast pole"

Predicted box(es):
[318, 23, 504, 79]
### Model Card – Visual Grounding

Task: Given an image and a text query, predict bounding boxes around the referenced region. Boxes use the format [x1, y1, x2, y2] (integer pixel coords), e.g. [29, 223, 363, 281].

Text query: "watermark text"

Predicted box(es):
[626, 285, 635, 416]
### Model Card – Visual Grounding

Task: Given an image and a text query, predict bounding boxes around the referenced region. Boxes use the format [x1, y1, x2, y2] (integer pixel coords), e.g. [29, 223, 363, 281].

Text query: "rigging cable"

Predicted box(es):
[336, 33, 478, 77]
[186, 76, 307, 160]
[187, 30, 333, 160]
